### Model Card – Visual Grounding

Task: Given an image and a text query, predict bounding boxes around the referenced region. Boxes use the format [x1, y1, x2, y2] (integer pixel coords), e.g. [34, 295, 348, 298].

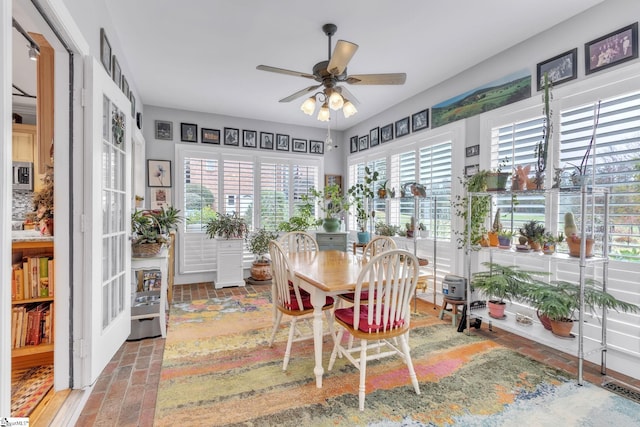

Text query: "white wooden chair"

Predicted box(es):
[268, 240, 334, 371]
[278, 231, 318, 253]
[363, 235, 397, 259]
[328, 249, 421, 411]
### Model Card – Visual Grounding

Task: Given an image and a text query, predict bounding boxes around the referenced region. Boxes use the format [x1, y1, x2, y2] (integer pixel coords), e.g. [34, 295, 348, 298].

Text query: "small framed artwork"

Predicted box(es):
[412, 109, 429, 132]
[147, 159, 172, 187]
[150, 188, 171, 210]
[537, 48, 578, 90]
[380, 124, 394, 143]
[243, 129, 257, 148]
[358, 135, 369, 151]
[465, 164, 479, 177]
[395, 117, 410, 138]
[155, 120, 173, 140]
[224, 127, 239, 146]
[180, 123, 198, 142]
[292, 138, 307, 153]
[276, 134, 290, 151]
[260, 132, 274, 149]
[585, 22, 638, 75]
[309, 140, 324, 154]
[100, 28, 112, 72]
[112, 55, 121, 85]
[129, 91, 136, 118]
[465, 144, 480, 157]
[121, 75, 129, 96]
[201, 128, 220, 144]
[350, 136, 358, 153]
[369, 127, 380, 147]
[325, 174, 342, 191]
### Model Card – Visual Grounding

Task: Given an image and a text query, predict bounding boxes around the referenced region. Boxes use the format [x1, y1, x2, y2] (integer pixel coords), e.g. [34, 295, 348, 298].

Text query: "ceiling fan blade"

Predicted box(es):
[346, 73, 407, 85]
[256, 65, 316, 80]
[327, 40, 358, 75]
[337, 86, 359, 104]
[279, 84, 322, 103]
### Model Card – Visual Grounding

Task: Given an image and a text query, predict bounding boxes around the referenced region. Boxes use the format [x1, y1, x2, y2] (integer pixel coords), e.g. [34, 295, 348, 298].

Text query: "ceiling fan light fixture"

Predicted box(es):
[328, 91, 344, 110]
[342, 100, 357, 118]
[317, 102, 330, 122]
[300, 96, 316, 115]
[28, 45, 39, 61]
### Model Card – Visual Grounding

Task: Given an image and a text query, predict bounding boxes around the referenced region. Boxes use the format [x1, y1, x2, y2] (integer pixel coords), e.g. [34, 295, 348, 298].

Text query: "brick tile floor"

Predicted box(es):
[75, 282, 640, 426]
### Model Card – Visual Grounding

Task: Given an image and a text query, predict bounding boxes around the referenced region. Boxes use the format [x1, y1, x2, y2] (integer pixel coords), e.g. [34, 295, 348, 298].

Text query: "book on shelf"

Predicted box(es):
[11, 302, 52, 349]
[14, 255, 54, 301]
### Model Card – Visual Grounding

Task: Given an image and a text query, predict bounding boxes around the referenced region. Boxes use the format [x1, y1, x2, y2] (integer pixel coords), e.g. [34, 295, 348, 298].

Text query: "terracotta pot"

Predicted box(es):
[488, 300, 506, 319]
[550, 318, 574, 337]
[536, 310, 552, 330]
[250, 260, 272, 281]
[528, 240, 541, 251]
[567, 236, 594, 258]
[488, 232, 499, 247]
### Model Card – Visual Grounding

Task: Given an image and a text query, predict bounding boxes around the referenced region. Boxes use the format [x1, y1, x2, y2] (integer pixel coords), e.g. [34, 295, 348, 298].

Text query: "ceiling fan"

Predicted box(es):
[256, 23, 406, 120]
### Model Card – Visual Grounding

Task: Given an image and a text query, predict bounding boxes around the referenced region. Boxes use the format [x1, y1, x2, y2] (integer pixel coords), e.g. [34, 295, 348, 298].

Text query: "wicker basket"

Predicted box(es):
[132, 242, 163, 257]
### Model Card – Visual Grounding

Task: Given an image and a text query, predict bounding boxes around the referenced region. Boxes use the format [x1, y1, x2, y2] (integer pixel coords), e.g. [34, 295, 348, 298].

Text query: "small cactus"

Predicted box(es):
[564, 212, 578, 237]
[492, 208, 502, 232]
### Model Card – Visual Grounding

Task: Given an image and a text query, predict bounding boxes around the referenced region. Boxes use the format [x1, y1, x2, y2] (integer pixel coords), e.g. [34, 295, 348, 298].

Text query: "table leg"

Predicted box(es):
[309, 287, 326, 388]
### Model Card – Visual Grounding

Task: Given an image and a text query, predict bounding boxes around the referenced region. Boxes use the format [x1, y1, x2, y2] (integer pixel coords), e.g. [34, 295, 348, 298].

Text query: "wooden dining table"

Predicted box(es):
[288, 249, 429, 388]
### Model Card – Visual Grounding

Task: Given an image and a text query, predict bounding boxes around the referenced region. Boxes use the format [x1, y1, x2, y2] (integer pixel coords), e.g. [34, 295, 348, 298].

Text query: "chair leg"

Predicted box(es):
[328, 327, 345, 371]
[399, 333, 421, 396]
[358, 339, 368, 411]
[282, 317, 297, 371]
[269, 310, 283, 347]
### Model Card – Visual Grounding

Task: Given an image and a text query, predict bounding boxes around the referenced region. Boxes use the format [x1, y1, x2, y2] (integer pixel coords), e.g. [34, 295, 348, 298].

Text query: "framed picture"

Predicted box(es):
[465, 164, 479, 177]
[380, 124, 394, 143]
[537, 48, 578, 90]
[309, 140, 324, 154]
[243, 129, 257, 148]
[350, 135, 358, 153]
[150, 188, 171, 210]
[147, 159, 172, 187]
[292, 138, 307, 153]
[121, 75, 129, 96]
[466, 144, 480, 157]
[260, 132, 274, 149]
[585, 22, 638, 75]
[224, 127, 239, 146]
[201, 128, 220, 144]
[136, 112, 143, 130]
[111, 55, 121, 85]
[325, 174, 342, 191]
[411, 109, 429, 132]
[276, 134, 290, 151]
[358, 135, 369, 151]
[180, 123, 198, 142]
[100, 28, 112, 72]
[155, 120, 173, 140]
[129, 91, 136, 118]
[395, 117, 410, 138]
[369, 127, 380, 147]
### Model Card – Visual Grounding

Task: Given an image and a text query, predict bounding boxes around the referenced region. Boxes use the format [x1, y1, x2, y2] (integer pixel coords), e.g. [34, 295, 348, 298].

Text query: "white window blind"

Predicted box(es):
[560, 92, 640, 262]
[260, 163, 289, 231]
[222, 159, 254, 224]
[419, 142, 453, 240]
[184, 157, 218, 231]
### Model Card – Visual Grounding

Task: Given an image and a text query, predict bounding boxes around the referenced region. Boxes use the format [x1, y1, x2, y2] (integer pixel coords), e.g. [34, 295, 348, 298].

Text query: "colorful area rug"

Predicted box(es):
[11, 364, 53, 417]
[155, 292, 640, 426]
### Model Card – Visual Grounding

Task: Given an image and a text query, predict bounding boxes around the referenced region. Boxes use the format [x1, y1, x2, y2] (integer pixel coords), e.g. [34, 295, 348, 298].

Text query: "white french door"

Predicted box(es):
[80, 58, 132, 386]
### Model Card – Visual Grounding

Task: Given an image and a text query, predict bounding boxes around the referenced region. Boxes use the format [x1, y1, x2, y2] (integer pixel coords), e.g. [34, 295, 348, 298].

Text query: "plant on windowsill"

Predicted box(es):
[347, 166, 379, 242]
[131, 206, 183, 257]
[519, 220, 546, 251]
[205, 212, 249, 240]
[277, 194, 320, 232]
[569, 100, 601, 187]
[310, 183, 351, 233]
[452, 169, 491, 249]
[533, 72, 553, 190]
[247, 228, 279, 281]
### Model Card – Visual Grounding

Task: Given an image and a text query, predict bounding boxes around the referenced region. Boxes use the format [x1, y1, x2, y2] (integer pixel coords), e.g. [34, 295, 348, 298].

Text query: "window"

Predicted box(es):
[419, 142, 453, 239]
[222, 159, 254, 226]
[560, 92, 640, 262]
[183, 157, 218, 230]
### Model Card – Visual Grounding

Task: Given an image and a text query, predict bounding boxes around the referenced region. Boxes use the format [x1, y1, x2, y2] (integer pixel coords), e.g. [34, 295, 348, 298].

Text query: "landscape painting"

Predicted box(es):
[431, 69, 531, 128]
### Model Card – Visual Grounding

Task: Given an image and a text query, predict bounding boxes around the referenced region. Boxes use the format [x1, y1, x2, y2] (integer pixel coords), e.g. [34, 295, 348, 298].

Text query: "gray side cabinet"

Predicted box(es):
[316, 232, 348, 252]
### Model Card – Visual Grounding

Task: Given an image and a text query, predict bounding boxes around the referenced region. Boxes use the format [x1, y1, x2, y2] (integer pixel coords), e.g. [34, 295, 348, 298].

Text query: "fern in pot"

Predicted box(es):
[247, 228, 279, 281]
[205, 212, 249, 240]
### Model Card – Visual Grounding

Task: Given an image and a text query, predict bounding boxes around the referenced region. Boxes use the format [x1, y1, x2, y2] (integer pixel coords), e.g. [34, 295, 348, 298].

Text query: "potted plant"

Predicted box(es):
[519, 220, 546, 251]
[247, 228, 279, 281]
[472, 262, 549, 319]
[347, 166, 379, 243]
[487, 208, 502, 247]
[131, 207, 183, 257]
[564, 212, 594, 257]
[33, 167, 54, 236]
[569, 100, 601, 187]
[418, 222, 427, 238]
[524, 279, 638, 337]
[497, 229, 514, 248]
[452, 169, 491, 249]
[377, 179, 388, 199]
[541, 231, 564, 255]
[205, 212, 249, 240]
[310, 183, 350, 233]
[277, 194, 320, 232]
[485, 159, 511, 191]
[533, 72, 552, 190]
[375, 221, 399, 237]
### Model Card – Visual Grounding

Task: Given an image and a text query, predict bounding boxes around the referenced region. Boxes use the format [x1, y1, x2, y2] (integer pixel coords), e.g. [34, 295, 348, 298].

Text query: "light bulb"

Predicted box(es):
[300, 96, 316, 115]
[342, 100, 357, 118]
[328, 91, 344, 110]
[28, 46, 39, 61]
[317, 102, 330, 122]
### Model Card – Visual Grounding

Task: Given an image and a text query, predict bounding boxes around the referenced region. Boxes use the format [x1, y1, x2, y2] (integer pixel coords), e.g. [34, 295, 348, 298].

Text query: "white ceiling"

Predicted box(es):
[15, 1, 604, 130]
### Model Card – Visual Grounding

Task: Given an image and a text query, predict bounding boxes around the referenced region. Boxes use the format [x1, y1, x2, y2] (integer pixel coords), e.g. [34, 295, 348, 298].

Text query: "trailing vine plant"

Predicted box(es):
[534, 72, 552, 189]
[452, 169, 491, 249]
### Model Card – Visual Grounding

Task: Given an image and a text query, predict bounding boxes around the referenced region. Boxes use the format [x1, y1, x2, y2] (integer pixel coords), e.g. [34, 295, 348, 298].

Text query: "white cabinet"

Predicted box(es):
[216, 238, 245, 289]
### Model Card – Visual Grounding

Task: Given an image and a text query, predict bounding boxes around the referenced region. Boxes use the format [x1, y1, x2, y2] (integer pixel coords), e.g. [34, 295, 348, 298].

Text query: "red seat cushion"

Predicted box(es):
[340, 289, 376, 302]
[285, 289, 333, 311]
[335, 305, 405, 333]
